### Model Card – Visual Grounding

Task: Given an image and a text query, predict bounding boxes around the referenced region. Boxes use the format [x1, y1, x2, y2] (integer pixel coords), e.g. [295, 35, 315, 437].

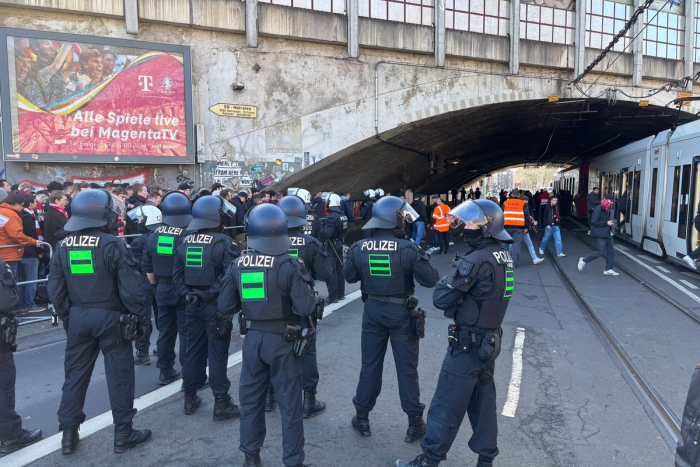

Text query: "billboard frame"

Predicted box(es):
[0, 27, 194, 165]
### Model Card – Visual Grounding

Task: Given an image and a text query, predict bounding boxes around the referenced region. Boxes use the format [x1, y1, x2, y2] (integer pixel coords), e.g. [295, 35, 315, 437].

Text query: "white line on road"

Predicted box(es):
[657, 266, 672, 273]
[680, 280, 699, 290]
[681, 271, 700, 279]
[502, 327, 526, 418]
[638, 255, 663, 264]
[616, 244, 630, 250]
[6, 291, 362, 466]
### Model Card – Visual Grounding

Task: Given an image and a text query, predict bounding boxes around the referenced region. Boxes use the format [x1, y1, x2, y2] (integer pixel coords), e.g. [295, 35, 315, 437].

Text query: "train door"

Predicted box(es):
[631, 169, 643, 241]
[689, 158, 700, 257]
[616, 169, 632, 238]
[664, 163, 692, 259]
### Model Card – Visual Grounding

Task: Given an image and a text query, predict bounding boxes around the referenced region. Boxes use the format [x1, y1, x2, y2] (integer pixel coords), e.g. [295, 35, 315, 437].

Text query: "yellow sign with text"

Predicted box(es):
[639, 100, 649, 107]
[209, 104, 257, 119]
[548, 95, 559, 102]
[677, 92, 692, 106]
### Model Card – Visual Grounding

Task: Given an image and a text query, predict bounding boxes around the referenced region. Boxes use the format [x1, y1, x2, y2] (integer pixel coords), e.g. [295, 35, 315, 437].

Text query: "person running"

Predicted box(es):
[578, 197, 618, 275]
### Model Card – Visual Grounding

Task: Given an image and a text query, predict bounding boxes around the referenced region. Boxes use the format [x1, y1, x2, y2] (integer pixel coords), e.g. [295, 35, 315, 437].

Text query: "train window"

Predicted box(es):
[650, 168, 658, 217]
[632, 171, 641, 215]
[671, 166, 681, 223]
[678, 164, 691, 238]
[691, 162, 700, 254]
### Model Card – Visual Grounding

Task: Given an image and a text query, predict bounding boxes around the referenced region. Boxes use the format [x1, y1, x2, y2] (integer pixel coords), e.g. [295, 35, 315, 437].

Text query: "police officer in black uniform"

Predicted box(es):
[219, 203, 317, 467]
[360, 189, 376, 238]
[173, 196, 241, 420]
[396, 199, 514, 467]
[344, 196, 439, 441]
[320, 193, 348, 304]
[288, 188, 319, 238]
[47, 189, 151, 454]
[142, 192, 192, 385]
[127, 205, 162, 365]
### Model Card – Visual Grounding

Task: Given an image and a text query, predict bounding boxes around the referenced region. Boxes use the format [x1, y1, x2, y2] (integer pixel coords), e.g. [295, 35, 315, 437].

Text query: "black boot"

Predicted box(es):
[351, 411, 371, 437]
[395, 454, 441, 467]
[60, 426, 79, 455]
[184, 391, 202, 415]
[303, 391, 326, 418]
[264, 385, 277, 412]
[404, 415, 426, 443]
[213, 394, 240, 421]
[159, 367, 181, 385]
[134, 350, 150, 365]
[243, 451, 262, 467]
[113, 422, 152, 453]
[0, 429, 42, 454]
[476, 456, 494, 467]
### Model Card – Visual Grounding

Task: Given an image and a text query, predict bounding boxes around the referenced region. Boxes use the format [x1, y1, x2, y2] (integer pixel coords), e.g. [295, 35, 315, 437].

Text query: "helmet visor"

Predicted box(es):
[399, 201, 419, 224]
[127, 207, 145, 223]
[445, 201, 488, 230]
[221, 199, 237, 217]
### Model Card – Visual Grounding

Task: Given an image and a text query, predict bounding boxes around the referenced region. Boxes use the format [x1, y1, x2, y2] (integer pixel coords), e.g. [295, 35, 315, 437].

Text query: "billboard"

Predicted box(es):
[0, 28, 194, 164]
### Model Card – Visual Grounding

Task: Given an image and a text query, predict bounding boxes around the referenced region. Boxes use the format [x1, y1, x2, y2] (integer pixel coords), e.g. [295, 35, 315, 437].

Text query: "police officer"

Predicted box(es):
[173, 196, 241, 420]
[127, 205, 162, 365]
[320, 193, 347, 304]
[288, 187, 320, 238]
[396, 199, 514, 467]
[344, 196, 439, 441]
[142, 192, 192, 385]
[47, 189, 151, 454]
[219, 203, 317, 467]
[360, 189, 376, 238]
[265, 195, 331, 418]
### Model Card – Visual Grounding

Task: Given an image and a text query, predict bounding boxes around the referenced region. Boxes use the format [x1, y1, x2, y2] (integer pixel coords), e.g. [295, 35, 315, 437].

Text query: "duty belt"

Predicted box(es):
[72, 300, 121, 310]
[156, 277, 173, 284]
[245, 319, 290, 335]
[367, 294, 406, 305]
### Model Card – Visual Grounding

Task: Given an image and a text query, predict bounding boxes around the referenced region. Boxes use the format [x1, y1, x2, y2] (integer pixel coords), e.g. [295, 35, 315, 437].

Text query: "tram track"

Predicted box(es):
[540, 229, 682, 445]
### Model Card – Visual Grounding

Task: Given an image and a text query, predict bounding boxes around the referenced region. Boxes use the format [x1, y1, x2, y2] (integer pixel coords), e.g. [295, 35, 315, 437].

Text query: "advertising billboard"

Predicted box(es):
[0, 28, 194, 164]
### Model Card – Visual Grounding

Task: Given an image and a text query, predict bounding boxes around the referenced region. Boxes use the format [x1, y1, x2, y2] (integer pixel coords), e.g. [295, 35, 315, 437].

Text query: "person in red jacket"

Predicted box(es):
[0, 193, 39, 279]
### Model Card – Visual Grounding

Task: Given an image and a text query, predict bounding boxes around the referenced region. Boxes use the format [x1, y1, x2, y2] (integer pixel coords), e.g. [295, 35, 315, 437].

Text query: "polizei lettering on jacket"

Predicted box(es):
[154, 226, 183, 235]
[492, 251, 514, 267]
[183, 234, 214, 244]
[64, 236, 101, 247]
[237, 255, 275, 268]
[291, 237, 306, 246]
[361, 240, 398, 251]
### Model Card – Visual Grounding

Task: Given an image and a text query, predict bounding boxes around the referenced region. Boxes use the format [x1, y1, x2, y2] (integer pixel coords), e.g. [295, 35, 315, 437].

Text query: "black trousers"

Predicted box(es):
[421, 346, 499, 462]
[0, 340, 22, 442]
[58, 307, 136, 428]
[239, 330, 304, 467]
[327, 241, 345, 300]
[352, 299, 424, 418]
[302, 339, 319, 393]
[182, 303, 231, 397]
[135, 273, 155, 352]
[155, 283, 187, 371]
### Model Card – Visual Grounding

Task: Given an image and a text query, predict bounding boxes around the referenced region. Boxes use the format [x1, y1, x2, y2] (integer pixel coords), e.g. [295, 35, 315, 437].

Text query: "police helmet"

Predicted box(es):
[127, 205, 162, 231]
[288, 187, 311, 204]
[278, 195, 307, 228]
[375, 188, 385, 197]
[445, 199, 512, 243]
[160, 192, 193, 228]
[247, 204, 292, 255]
[64, 189, 114, 232]
[364, 189, 375, 198]
[188, 195, 237, 231]
[327, 193, 342, 212]
[362, 196, 418, 230]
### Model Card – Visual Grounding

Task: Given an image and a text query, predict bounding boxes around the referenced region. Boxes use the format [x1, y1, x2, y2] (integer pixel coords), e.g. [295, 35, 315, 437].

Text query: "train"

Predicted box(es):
[552, 119, 700, 269]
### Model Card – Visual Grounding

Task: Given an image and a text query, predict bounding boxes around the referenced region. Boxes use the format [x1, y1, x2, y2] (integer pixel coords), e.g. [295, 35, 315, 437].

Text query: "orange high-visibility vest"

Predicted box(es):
[503, 198, 526, 227]
[432, 204, 450, 232]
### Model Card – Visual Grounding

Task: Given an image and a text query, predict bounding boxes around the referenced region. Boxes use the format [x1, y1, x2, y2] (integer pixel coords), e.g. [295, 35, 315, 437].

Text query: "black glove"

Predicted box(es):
[186, 290, 206, 312]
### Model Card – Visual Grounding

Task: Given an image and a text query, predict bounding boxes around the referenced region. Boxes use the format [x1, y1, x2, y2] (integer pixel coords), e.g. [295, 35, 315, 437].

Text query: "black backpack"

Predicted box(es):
[0, 259, 19, 314]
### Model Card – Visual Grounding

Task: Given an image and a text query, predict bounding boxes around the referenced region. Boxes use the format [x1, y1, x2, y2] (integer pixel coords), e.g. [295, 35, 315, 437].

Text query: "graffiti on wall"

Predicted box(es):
[15, 168, 151, 188]
[209, 156, 300, 192]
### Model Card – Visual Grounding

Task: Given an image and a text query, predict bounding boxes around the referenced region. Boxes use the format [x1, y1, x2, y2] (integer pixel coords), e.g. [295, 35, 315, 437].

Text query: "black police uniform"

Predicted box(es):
[142, 225, 189, 377]
[420, 238, 513, 465]
[173, 230, 239, 401]
[48, 229, 145, 431]
[304, 206, 320, 239]
[130, 231, 157, 357]
[360, 197, 375, 238]
[219, 251, 316, 466]
[344, 230, 439, 423]
[320, 209, 348, 302]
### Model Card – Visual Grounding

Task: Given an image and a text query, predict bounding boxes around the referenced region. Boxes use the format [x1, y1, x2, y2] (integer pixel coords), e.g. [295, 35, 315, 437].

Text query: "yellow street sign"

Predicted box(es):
[209, 103, 257, 119]
[639, 100, 649, 107]
[677, 92, 692, 106]
[548, 95, 559, 102]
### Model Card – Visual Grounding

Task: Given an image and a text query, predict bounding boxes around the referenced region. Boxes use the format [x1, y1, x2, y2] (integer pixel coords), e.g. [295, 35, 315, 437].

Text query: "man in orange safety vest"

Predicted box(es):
[431, 195, 450, 255]
[502, 188, 532, 266]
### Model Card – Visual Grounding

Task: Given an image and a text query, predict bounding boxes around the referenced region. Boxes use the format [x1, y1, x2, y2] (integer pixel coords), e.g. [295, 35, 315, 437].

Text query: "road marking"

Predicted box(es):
[680, 280, 699, 290]
[682, 271, 700, 279]
[6, 291, 362, 466]
[638, 255, 663, 264]
[614, 246, 700, 306]
[502, 327, 526, 418]
[657, 266, 672, 273]
[616, 244, 630, 251]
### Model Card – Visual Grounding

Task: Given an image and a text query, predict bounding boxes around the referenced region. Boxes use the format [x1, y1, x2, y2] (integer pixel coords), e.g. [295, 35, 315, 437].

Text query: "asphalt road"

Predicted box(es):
[4, 230, 693, 467]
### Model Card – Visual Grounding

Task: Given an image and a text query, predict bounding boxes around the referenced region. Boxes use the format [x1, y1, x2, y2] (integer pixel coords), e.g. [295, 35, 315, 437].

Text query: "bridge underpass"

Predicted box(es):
[276, 98, 693, 196]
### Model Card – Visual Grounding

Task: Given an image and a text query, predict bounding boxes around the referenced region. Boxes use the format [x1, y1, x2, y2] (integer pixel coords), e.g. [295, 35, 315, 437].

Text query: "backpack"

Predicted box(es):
[0, 259, 19, 314]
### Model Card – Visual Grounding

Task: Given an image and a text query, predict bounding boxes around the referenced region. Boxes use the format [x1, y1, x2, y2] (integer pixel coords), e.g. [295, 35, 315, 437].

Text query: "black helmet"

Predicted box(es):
[247, 204, 291, 255]
[362, 196, 418, 230]
[445, 199, 512, 243]
[160, 192, 193, 228]
[278, 196, 307, 228]
[64, 189, 114, 232]
[187, 195, 232, 231]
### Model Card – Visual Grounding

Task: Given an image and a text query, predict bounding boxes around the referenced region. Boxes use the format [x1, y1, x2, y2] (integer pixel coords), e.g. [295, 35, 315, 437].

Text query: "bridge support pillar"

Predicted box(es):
[509, 0, 519, 75]
[434, 0, 445, 67]
[574, 0, 585, 78]
[684, 0, 694, 91]
[246, 0, 258, 47]
[632, 0, 643, 86]
[124, 0, 138, 34]
[348, 0, 359, 58]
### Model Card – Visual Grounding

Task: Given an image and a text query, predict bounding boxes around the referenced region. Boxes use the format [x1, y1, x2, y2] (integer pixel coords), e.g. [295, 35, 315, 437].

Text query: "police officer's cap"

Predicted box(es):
[188, 195, 225, 231]
[363, 196, 418, 230]
[278, 196, 307, 228]
[446, 199, 513, 243]
[160, 192, 193, 228]
[247, 204, 292, 255]
[63, 188, 112, 232]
